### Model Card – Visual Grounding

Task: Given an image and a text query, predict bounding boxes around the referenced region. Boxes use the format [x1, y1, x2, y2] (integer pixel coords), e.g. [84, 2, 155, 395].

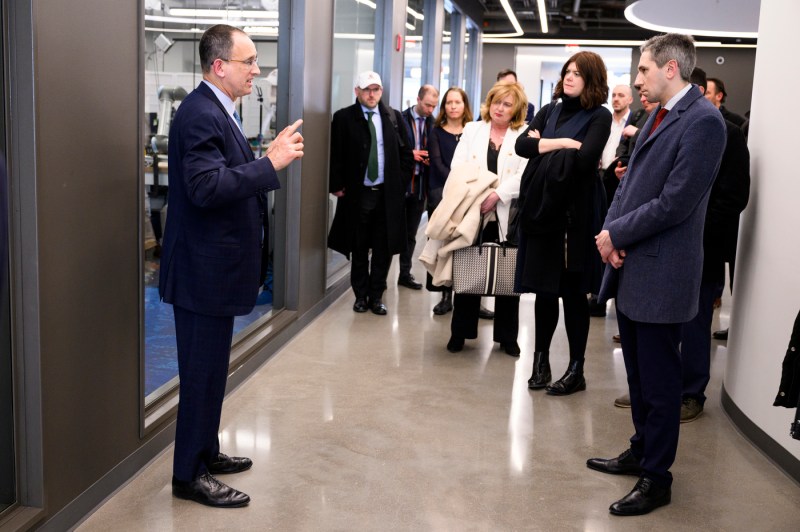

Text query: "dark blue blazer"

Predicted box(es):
[159, 82, 280, 317]
[599, 86, 726, 323]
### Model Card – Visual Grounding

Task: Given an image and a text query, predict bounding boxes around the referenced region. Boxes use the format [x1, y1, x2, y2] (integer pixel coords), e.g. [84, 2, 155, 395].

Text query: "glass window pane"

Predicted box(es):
[439, 7, 451, 91]
[327, 0, 377, 287]
[402, 0, 425, 109]
[142, 1, 282, 405]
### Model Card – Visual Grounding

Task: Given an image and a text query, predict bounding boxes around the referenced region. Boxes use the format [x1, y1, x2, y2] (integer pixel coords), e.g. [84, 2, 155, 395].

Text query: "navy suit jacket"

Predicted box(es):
[599, 86, 726, 323]
[159, 82, 280, 317]
[401, 107, 433, 198]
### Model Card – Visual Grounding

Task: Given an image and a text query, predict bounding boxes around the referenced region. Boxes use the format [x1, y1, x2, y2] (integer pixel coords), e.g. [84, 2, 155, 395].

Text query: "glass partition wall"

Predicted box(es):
[401, 0, 425, 109]
[142, 0, 283, 410]
[327, 0, 377, 288]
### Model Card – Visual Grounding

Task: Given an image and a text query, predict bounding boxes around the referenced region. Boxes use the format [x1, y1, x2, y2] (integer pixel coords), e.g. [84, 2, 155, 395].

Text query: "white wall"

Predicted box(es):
[724, 0, 800, 460]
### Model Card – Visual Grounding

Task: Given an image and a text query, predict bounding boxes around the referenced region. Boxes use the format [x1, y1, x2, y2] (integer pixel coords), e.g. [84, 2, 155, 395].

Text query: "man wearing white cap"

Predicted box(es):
[328, 71, 414, 314]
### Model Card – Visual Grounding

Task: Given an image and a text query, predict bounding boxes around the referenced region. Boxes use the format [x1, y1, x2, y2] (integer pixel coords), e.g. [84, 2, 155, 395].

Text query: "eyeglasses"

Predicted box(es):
[222, 56, 259, 67]
[360, 87, 382, 94]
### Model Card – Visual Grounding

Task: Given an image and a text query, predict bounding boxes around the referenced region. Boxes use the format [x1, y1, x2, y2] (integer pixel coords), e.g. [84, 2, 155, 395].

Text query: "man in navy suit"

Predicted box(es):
[587, 34, 726, 516]
[398, 84, 438, 290]
[159, 24, 303, 508]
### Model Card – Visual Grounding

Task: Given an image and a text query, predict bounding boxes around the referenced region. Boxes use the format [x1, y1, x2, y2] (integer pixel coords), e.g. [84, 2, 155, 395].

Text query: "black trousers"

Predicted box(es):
[450, 221, 519, 343]
[451, 292, 519, 343]
[399, 192, 426, 278]
[351, 187, 391, 301]
[172, 305, 235, 482]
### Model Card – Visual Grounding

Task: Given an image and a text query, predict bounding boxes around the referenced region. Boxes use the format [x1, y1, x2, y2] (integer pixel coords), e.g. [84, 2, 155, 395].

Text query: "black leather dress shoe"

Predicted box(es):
[478, 306, 495, 320]
[712, 328, 728, 340]
[501, 341, 520, 356]
[172, 473, 250, 508]
[586, 448, 642, 476]
[370, 299, 388, 315]
[353, 298, 369, 313]
[447, 336, 464, 353]
[208, 453, 253, 475]
[609, 477, 671, 516]
[398, 275, 422, 290]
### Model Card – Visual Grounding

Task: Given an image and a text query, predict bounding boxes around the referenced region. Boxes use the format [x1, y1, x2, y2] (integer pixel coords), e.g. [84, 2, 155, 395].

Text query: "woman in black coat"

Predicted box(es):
[514, 51, 612, 395]
[426, 87, 473, 315]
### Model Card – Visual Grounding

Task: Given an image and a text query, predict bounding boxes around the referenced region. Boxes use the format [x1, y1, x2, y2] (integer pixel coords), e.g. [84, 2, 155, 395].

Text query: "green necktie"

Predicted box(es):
[366, 111, 379, 182]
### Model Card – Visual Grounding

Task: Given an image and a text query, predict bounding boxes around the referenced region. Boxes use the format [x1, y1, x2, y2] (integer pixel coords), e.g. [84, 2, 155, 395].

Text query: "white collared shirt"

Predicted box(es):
[601, 109, 631, 170]
[361, 104, 385, 186]
[202, 80, 245, 137]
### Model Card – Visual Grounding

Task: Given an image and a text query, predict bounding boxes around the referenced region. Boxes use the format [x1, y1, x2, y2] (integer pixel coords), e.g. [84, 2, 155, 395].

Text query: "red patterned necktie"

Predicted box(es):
[649, 108, 668, 134]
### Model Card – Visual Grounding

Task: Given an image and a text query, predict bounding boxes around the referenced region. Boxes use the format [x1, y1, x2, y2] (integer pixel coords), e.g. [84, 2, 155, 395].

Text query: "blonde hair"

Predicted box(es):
[480, 81, 527, 129]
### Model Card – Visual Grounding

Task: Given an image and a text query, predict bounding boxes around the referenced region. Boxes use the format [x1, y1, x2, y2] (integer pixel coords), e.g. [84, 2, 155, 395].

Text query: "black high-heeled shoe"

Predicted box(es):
[545, 359, 586, 395]
[528, 351, 551, 389]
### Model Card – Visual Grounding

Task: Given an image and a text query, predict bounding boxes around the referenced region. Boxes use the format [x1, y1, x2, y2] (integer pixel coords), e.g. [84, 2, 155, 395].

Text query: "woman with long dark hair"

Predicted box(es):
[515, 51, 612, 395]
[426, 87, 473, 315]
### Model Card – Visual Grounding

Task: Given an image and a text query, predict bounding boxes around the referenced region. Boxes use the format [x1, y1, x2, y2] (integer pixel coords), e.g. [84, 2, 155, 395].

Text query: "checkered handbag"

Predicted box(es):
[452, 242, 520, 296]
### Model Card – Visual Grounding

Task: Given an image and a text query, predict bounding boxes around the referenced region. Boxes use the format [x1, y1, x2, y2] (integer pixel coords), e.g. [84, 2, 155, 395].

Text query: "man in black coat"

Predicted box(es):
[678, 68, 750, 421]
[705, 77, 747, 129]
[398, 84, 439, 290]
[328, 71, 414, 315]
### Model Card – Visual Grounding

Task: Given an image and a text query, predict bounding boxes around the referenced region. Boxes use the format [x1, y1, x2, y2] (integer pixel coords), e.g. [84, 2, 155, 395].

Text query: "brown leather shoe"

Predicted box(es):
[614, 393, 631, 408]
[680, 398, 703, 423]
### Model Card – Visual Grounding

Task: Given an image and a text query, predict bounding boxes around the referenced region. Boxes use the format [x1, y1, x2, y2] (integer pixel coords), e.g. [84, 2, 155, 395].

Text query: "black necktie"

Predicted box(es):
[366, 111, 378, 182]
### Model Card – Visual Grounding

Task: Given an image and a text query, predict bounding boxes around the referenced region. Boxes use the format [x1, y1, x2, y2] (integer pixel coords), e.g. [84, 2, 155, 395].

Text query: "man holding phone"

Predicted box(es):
[399, 84, 439, 290]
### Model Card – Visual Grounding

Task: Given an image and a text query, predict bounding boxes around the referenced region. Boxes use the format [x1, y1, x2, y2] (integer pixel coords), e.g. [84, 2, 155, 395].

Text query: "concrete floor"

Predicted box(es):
[78, 259, 800, 531]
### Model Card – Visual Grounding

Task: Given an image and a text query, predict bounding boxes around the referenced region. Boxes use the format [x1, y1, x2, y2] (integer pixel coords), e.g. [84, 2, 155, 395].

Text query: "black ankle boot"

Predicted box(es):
[546, 359, 586, 395]
[433, 290, 453, 315]
[528, 351, 551, 389]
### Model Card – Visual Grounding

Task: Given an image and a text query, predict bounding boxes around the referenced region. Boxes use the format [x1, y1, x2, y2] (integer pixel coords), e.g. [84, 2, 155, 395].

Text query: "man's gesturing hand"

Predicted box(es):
[266, 118, 304, 171]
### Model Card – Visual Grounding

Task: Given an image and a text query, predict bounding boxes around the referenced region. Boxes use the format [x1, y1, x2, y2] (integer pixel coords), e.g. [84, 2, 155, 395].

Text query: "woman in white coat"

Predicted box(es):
[446, 81, 528, 355]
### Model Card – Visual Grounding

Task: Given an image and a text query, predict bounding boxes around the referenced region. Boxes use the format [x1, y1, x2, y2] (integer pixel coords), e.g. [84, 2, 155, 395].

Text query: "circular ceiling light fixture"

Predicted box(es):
[624, 0, 760, 39]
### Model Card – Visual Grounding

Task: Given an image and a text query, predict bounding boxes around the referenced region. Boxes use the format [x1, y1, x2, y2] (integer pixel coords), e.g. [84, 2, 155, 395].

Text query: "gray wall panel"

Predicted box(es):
[298, 1, 333, 312]
[33, 0, 141, 516]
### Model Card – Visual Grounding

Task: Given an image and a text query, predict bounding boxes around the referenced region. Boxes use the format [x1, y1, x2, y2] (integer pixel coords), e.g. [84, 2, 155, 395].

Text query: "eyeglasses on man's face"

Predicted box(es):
[222, 56, 259, 67]
[360, 86, 382, 95]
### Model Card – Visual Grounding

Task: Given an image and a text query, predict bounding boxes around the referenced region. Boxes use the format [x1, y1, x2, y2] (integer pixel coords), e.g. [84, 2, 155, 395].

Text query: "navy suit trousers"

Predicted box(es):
[617, 309, 682, 487]
[172, 305, 235, 482]
[680, 280, 720, 405]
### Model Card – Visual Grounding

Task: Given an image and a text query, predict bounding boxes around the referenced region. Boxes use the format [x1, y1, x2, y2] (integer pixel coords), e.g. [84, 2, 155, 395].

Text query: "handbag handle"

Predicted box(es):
[476, 209, 511, 254]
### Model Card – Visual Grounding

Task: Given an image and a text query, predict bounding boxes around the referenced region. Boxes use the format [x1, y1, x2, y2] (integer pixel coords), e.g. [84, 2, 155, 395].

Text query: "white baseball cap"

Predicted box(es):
[356, 71, 383, 89]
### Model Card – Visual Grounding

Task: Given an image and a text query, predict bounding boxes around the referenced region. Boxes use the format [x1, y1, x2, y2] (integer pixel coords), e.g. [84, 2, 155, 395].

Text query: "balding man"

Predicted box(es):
[161, 24, 304, 507]
[600, 85, 634, 174]
[399, 84, 439, 289]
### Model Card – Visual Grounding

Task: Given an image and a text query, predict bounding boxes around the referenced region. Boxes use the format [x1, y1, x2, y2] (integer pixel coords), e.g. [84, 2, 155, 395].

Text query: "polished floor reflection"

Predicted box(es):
[80, 260, 800, 530]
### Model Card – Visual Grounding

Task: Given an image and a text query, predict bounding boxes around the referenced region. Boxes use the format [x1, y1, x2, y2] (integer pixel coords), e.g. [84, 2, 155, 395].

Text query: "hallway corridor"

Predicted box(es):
[79, 261, 800, 531]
